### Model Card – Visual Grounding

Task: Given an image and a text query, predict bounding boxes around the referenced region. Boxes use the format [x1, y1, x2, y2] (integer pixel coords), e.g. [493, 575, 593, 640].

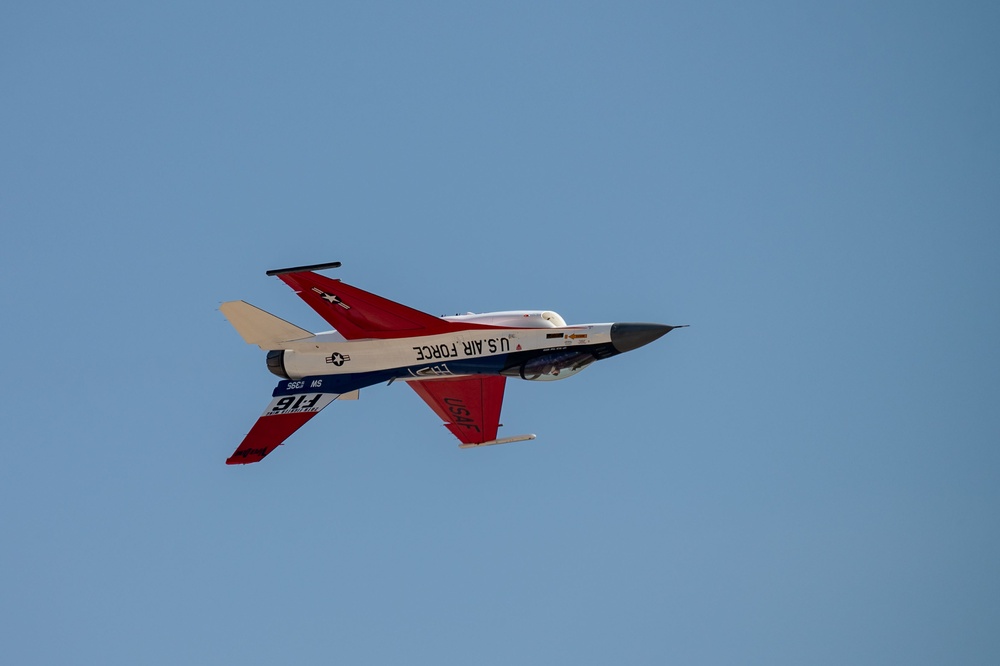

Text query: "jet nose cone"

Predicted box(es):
[610, 323, 680, 354]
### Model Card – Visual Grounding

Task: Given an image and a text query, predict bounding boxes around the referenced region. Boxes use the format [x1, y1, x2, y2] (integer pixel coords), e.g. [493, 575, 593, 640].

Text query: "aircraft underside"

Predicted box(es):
[221, 262, 682, 464]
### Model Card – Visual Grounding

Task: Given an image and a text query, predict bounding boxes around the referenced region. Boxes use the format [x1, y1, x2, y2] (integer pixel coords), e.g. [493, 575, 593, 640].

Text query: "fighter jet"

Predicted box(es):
[221, 262, 684, 464]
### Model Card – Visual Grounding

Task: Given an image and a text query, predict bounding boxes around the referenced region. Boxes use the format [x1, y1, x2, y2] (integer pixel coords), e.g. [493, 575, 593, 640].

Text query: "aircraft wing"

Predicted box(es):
[227, 383, 339, 464]
[274, 270, 497, 340]
[408, 376, 508, 446]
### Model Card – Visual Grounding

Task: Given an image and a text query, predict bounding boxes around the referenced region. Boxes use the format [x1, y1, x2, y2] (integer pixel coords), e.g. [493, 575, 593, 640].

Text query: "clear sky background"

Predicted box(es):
[2, 2, 998, 664]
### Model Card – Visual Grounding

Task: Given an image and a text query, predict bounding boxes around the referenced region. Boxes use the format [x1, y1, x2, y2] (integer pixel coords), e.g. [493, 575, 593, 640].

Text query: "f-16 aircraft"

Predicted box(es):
[221, 262, 684, 464]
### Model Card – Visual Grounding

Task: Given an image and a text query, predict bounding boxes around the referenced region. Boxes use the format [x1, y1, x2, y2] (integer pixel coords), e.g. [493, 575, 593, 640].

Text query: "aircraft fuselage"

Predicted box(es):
[221, 262, 682, 462]
[267, 321, 674, 391]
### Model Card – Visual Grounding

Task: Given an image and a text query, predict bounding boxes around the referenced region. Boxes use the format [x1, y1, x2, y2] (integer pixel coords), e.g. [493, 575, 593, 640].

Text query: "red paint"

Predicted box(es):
[408, 376, 507, 444]
[277, 272, 503, 340]
[226, 412, 317, 464]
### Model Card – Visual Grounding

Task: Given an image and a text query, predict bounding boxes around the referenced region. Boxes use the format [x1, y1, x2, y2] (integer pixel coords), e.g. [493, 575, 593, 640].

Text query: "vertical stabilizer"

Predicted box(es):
[220, 300, 312, 349]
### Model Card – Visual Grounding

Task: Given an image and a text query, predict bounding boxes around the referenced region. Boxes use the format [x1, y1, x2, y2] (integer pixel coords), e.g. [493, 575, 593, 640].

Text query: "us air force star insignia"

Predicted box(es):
[326, 352, 351, 366]
[311, 287, 351, 309]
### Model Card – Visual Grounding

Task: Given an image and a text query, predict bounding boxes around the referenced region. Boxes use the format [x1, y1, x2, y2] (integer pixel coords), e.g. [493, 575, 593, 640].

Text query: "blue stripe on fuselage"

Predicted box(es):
[272, 355, 511, 396]
[270, 341, 619, 396]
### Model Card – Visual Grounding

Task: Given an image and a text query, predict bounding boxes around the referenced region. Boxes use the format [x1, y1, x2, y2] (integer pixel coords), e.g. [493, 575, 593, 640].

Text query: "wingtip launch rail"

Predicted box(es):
[265, 261, 343, 276]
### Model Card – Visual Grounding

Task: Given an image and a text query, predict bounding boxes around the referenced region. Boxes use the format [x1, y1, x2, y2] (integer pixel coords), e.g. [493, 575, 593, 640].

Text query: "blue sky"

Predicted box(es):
[2, 2, 998, 664]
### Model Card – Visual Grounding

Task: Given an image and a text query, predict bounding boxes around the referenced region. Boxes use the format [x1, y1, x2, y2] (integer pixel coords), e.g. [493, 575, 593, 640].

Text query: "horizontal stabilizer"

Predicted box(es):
[220, 300, 312, 349]
[227, 388, 339, 464]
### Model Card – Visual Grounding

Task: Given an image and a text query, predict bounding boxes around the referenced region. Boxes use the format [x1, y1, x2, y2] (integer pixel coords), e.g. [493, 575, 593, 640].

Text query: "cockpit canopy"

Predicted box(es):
[442, 310, 567, 328]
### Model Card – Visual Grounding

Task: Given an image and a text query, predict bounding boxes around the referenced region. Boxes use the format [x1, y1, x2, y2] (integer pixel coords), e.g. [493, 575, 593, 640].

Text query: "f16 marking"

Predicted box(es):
[263, 393, 335, 416]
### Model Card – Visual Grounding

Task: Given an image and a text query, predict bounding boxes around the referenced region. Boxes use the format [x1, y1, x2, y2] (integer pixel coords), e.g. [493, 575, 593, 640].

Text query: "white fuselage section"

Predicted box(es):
[277, 323, 614, 380]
